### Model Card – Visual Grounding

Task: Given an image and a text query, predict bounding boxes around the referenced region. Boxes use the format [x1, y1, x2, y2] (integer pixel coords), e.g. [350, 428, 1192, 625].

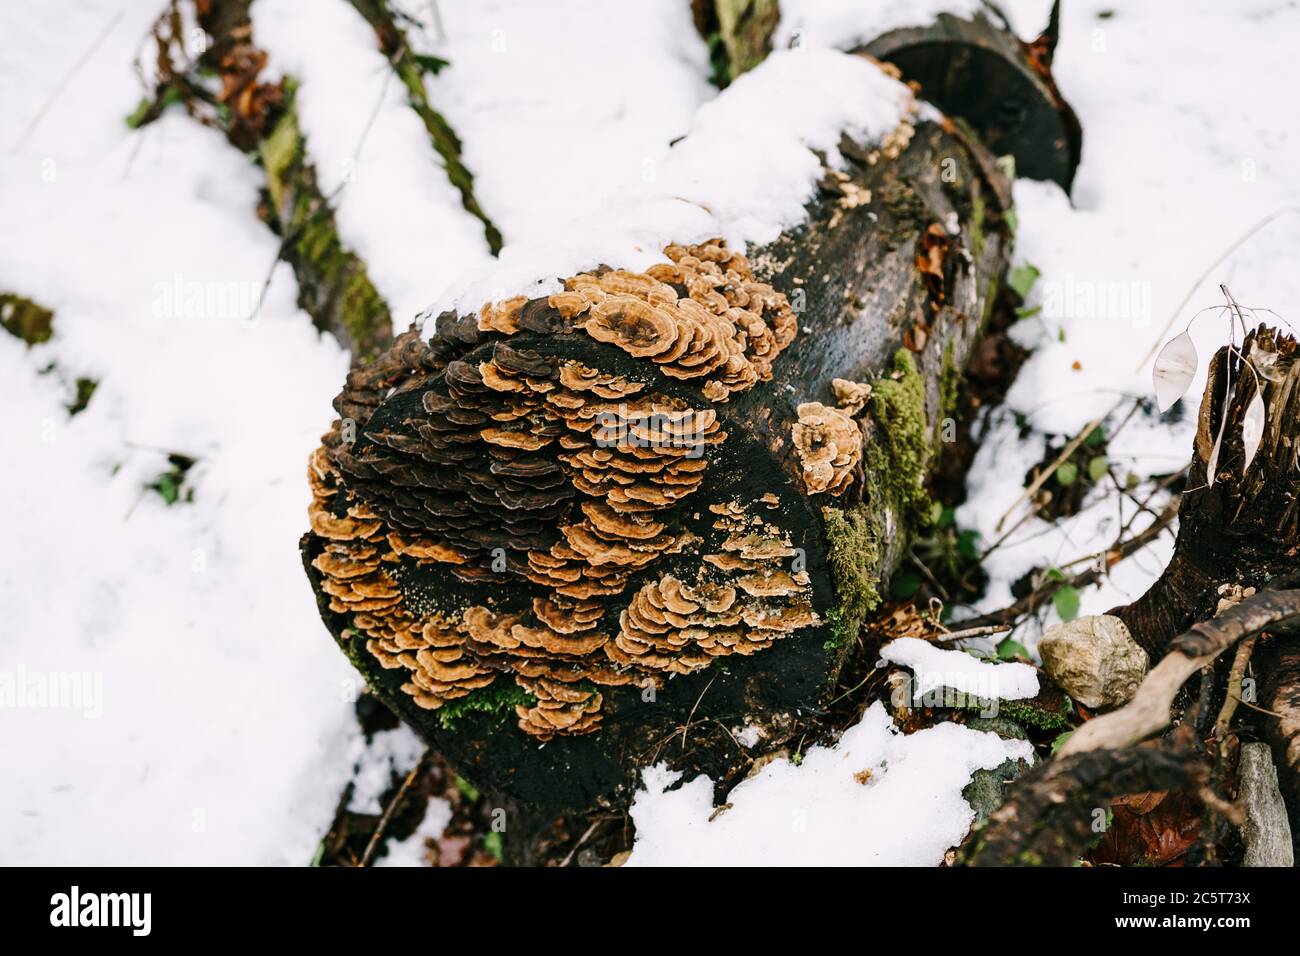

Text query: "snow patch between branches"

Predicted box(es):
[625, 702, 1032, 866]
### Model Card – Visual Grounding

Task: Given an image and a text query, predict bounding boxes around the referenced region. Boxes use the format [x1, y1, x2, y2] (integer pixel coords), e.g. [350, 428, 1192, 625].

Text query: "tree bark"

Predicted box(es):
[861, 1, 1082, 194]
[692, 0, 1082, 193]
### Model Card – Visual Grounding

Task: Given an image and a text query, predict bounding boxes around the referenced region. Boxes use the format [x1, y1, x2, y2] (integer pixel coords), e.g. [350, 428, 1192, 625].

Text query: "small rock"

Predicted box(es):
[1038, 614, 1148, 709]
[962, 718, 1031, 826]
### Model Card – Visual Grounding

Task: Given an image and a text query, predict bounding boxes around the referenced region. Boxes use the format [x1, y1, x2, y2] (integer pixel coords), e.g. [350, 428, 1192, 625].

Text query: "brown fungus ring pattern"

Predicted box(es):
[308, 239, 819, 740]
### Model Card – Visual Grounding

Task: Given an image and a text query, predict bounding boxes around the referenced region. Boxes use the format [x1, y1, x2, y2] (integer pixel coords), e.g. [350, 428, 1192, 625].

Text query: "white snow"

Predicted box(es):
[879, 637, 1040, 700]
[947, 0, 1300, 650]
[375, 796, 454, 867]
[346, 726, 427, 815]
[0, 0, 364, 865]
[420, 49, 914, 320]
[257, 0, 494, 328]
[419, 0, 715, 245]
[774, 0, 984, 53]
[5, 0, 1300, 866]
[625, 702, 1031, 866]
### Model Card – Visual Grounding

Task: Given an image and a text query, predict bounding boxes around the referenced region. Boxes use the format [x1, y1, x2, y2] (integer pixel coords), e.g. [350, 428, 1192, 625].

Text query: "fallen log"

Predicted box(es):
[861, 1, 1082, 193]
[299, 26, 1073, 862]
[694, 0, 1083, 193]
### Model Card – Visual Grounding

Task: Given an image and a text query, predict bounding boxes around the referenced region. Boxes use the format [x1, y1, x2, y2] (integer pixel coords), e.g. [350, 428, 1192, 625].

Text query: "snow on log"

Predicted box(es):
[299, 39, 1064, 821]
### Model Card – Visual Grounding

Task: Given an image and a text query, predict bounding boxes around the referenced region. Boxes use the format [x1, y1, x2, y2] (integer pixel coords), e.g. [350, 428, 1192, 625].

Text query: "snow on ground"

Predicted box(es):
[626, 703, 1032, 866]
[951, 0, 1300, 648]
[376, 795, 453, 867]
[0, 0, 367, 865]
[345, 726, 426, 815]
[257, 0, 494, 329]
[417, 0, 715, 246]
[880, 638, 1039, 700]
[4, 0, 1299, 866]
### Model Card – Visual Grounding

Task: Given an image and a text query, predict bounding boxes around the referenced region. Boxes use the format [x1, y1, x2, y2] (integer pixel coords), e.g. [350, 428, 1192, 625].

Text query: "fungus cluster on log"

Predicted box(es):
[310, 240, 821, 743]
[301, 9, 1079, 854]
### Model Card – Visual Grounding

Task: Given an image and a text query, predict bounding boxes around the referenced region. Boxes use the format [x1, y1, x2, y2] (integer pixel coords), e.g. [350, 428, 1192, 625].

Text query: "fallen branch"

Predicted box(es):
[964, 746, 1207, 867]
[1058, 588, 1300, 758]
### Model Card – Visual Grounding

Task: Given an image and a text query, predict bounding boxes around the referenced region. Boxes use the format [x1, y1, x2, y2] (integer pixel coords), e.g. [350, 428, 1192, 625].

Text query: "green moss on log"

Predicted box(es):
[868, 348, 932, 527]
[822, 505, 885, 652]
[346, 0, 502, 254]
[257, 87, 392, 365]
[713, 0, 780, 82]
[433, 682, 536, 731]
[940, 338, 962, 426]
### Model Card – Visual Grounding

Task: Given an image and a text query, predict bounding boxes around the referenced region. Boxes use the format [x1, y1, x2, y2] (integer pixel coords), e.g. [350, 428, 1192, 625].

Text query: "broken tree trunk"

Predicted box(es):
[300, 26, 1074, 865]
[861, 1, 1082, 194]
[1113, 327, 1300, 659]
[694, 0, 1082, 193]
[967, 327, 1300, 866]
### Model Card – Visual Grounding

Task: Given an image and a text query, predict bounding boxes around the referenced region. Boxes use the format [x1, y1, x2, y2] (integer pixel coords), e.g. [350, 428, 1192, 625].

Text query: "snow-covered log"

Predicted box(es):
[299, 28, 1074, 858]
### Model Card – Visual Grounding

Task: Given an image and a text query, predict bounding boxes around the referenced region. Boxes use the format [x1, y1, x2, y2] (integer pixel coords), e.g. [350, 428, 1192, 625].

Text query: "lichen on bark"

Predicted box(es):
[257, 84, 392, 365]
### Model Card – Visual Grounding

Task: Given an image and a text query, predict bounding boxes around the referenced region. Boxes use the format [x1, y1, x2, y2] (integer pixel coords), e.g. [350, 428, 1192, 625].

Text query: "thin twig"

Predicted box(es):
[1213, 634, 1257, 745]
[933, 624, 1013, 645]
[680, 674, 717, 750]
[10, 10, 124, 152]
[359, 749, 431, 867]
[559, 818, 605, 868]
[995, 416, 1104, 532]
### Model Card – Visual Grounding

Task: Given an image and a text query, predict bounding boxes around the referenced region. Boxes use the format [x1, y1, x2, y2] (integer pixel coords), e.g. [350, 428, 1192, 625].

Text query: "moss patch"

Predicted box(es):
[258, 84, 392, 365]
[961, 694, 1073, 731]
[821, 505, 884, 652]
[0, 293, 54, 345]
[939, 339, 962, 428]
[868, 349, 932, 527]
[434, 681, 535, 731]
[714, 0, 779, 81]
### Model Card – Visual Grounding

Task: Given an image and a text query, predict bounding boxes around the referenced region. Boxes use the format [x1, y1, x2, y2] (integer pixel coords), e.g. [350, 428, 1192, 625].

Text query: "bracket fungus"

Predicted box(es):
[793, 402, 863, 497]
[308, 241, 821, 742]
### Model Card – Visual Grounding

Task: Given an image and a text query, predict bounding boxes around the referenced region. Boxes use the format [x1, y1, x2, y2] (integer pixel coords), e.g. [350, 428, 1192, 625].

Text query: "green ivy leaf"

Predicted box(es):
[1054, 585, 1081, 622]
[996, 637, 1029, 660]
[1008, 263, 1040, 299]
[1087, 455, 1109, 482]
[957, 529, 980, 560]
[891, 571, 922, 600]
[455, 775, 479, 803]
[1055, 461, 1079, 486]
[156, 473, 178, 506]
